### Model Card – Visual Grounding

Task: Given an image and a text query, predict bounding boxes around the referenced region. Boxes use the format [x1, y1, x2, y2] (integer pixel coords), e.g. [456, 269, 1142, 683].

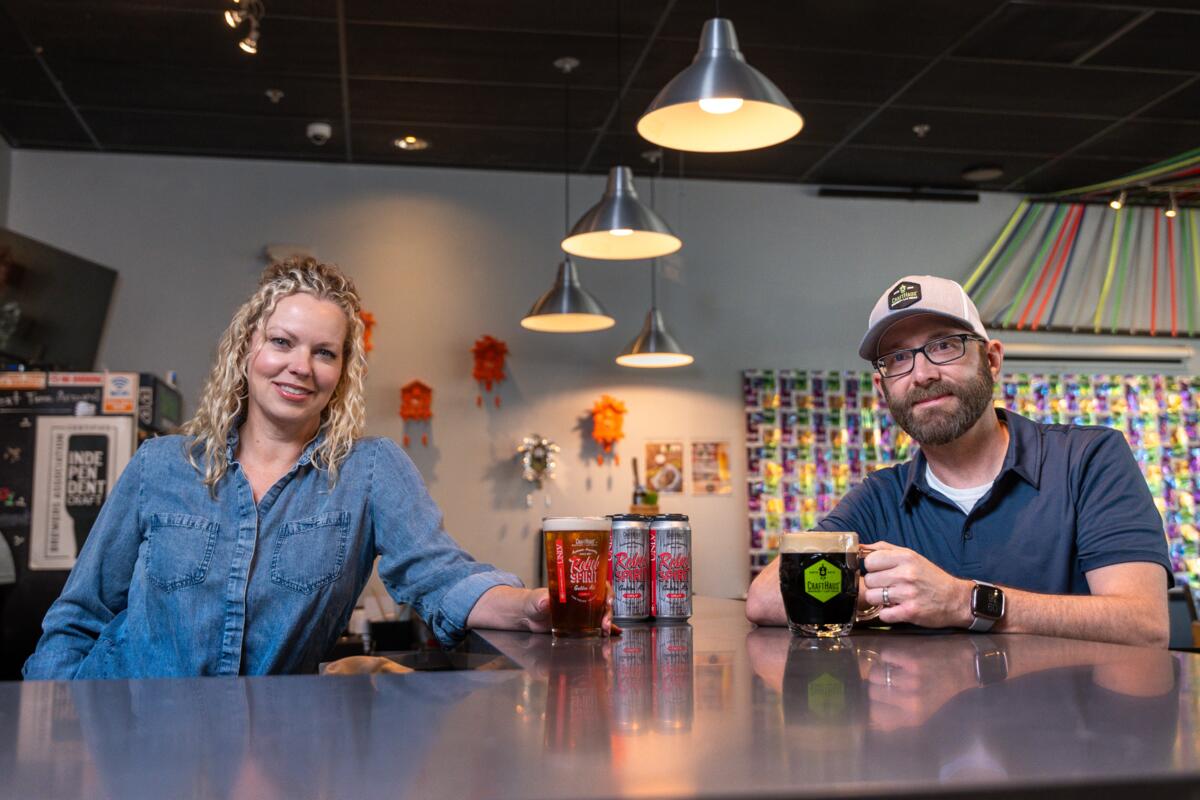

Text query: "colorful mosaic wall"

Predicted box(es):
[743, 369, 1200, 589]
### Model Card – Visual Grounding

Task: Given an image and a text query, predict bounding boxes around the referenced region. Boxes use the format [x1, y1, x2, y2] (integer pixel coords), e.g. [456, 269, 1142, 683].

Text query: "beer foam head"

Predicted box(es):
[780, 531, 859, 553]
[542, 516, 611, 532]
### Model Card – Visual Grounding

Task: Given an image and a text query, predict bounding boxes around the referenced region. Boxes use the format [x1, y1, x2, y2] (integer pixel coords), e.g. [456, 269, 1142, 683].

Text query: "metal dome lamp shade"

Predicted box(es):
[616, 261, 693, 368]
[521, 57, 615, 334]
[637, 18, 803, 153]
[561, 166, 682, 260]
[521, 257, 615, 333]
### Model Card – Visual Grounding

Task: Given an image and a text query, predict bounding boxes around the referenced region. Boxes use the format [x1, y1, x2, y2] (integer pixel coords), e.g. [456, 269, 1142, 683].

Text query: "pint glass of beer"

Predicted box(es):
[544, 517, 611, 637]
[778, 531, 879, 637]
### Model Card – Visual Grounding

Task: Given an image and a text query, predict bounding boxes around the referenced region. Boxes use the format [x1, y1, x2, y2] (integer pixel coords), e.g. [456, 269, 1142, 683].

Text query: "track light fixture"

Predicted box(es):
[223, 0, 264, 54]
[1109, 190, 1126, 211]
[1166, 191, 1179, 218]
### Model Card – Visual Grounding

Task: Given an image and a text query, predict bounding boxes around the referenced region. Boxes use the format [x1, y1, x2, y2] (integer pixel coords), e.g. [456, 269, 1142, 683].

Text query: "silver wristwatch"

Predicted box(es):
[968, 580, 1005, 632]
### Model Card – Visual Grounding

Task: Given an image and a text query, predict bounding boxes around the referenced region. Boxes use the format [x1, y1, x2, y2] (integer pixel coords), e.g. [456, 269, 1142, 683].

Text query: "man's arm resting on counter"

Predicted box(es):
[746, 557, 787, 625]
[987, 562, 1169, 648]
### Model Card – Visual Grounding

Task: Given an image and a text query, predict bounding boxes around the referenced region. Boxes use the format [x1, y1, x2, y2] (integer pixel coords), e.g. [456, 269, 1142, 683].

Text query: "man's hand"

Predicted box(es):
[861, 541, 973, 629]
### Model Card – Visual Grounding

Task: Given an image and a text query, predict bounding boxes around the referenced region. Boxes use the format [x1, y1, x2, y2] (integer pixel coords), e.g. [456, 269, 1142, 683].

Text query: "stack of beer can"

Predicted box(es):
[609, 513, 692, 622]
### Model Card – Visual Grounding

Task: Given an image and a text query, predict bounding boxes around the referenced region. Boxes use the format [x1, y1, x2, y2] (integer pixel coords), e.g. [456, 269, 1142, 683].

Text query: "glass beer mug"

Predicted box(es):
[778, 531, 881, 637]
[543, 516, 610, 637]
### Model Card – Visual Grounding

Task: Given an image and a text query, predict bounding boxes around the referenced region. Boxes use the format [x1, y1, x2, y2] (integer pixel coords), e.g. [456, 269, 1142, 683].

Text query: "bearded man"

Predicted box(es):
[746, 275, 1172, 647]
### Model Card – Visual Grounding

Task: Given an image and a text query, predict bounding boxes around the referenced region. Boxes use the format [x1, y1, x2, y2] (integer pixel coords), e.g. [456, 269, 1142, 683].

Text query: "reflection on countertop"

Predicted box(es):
[2, 597, 1197, 800]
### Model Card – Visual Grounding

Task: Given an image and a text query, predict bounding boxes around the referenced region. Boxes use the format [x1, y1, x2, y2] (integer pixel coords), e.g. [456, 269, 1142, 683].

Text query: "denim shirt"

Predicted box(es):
[23, 433, 522, 679]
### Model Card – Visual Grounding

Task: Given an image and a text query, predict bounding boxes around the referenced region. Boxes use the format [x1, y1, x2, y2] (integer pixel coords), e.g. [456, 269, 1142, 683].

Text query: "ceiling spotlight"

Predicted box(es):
[912, 123, 932, 139]
[265, 88, 284, 104]
[224, 9, 244, 27]
[961, 164, 1004, 182]
[1167, 191, 1179, 218]
[1110, 190, 1126, 211]
[239, 27, 259, 54]
[393, 135, 430, 151]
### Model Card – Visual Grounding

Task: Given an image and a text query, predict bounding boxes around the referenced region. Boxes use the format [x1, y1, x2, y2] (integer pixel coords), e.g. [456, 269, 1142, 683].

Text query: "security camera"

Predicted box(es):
[306, 121, 332, 146]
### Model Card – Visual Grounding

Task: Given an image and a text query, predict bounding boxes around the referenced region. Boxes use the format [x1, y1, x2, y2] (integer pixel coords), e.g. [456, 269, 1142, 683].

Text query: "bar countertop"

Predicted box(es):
[3, 596, 1199, 799]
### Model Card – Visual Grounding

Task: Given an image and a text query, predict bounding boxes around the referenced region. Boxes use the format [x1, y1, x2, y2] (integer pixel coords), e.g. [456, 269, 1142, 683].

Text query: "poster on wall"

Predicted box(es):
[29, 416, 134, 570]
[691, 441, 732, 496]
[645, 441, 684, 494]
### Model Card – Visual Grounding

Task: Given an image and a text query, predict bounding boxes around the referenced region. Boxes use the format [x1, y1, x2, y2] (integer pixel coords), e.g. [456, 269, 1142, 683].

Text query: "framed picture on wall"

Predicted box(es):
[645, 441, 684, 494]
[691, 440, 732, 496]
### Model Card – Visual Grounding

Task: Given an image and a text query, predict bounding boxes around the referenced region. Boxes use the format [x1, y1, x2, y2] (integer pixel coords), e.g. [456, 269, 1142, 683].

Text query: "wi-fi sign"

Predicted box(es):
[111, 376, 131, 391]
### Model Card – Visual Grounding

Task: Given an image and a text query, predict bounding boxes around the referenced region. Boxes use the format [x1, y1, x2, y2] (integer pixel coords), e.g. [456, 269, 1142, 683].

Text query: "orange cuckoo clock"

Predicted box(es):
[591, 394, 627, 465]
[359, 310, 377, 354]
[471, 335, 508, 407]
[399, 380, 433, 447]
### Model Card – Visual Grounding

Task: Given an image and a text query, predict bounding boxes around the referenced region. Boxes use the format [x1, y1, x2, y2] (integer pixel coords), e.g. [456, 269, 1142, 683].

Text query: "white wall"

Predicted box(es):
[0, 138, 10, 226]
[7, 150, 1189, 598]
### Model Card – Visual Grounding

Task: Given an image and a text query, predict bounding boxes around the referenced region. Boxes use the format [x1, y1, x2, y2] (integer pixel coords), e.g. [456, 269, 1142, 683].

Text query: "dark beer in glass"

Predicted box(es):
[779, 531, 867, 637]
[544, 516, 610, 637]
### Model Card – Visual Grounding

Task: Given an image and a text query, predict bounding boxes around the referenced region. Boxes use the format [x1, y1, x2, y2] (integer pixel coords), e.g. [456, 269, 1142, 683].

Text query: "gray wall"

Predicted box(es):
[6, 150, 1187, 598]
[0, 138, 10, 226]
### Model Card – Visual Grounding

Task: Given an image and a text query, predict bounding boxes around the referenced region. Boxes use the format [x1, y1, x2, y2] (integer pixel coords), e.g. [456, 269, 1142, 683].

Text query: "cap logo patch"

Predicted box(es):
[888, 281, 921, 310]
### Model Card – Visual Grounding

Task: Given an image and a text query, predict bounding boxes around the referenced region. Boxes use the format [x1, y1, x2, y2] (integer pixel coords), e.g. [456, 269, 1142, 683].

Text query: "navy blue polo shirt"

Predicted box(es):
[818, 408, 1173, 593]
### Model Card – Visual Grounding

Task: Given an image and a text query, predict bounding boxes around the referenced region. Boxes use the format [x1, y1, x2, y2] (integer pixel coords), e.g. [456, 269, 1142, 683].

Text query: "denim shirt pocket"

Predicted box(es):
[146, 513, 220, 591]
[271, 510, 351, 594]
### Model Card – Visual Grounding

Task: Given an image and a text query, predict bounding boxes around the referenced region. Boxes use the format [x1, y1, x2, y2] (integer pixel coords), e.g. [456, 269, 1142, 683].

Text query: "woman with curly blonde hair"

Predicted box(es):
[26, 258, 604, 679]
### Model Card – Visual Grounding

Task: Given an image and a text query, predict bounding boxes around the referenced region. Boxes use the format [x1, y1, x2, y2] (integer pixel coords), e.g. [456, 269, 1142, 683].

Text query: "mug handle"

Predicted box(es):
[856, 544, 882, 622]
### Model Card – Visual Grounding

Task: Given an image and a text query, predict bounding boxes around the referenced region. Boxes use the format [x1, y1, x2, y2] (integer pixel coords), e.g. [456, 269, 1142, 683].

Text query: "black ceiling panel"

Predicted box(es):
[1073, 120, 1200, 161]
[53, 62, 343, 118]
[851, 108, 1113, 156]
[0, 58, 62, 105]
[349, 79, 614, 131]
[901, 60, 1186, 116]
[1011, 156, 1155, 195]
[810, 146, 1045, 190]
[1086, 12, 1200, 72]
[660, 0, 1002, 58]
[344, 0, 667, 35]
[0, 101, 91, 146]
[0, 1, 1197, 194]
[953, 3, 1144, 64]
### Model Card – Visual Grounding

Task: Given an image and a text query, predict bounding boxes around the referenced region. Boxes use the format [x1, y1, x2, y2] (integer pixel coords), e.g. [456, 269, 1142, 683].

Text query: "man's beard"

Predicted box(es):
[882, 356, 995, 447]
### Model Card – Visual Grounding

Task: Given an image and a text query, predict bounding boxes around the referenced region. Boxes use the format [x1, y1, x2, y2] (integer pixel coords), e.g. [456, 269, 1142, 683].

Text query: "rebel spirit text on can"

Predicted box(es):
[610, 514, 651, 621]
[650, 513, 692, 620]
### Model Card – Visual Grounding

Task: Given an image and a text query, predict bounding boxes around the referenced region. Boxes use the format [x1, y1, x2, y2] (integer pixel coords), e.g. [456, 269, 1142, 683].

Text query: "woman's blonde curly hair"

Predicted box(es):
[181, 257, 367, 491]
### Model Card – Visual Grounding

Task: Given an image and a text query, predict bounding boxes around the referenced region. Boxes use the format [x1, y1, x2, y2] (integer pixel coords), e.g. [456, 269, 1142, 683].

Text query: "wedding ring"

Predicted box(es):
[881, 586, 891, 607]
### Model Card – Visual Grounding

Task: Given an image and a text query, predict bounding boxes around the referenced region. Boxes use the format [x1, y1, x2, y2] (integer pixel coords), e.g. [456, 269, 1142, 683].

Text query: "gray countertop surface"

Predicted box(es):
[2, 596, 1198, 799]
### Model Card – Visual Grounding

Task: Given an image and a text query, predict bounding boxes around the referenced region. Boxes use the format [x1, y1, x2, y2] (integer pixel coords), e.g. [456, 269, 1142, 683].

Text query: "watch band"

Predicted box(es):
[967, 613, 996, 632]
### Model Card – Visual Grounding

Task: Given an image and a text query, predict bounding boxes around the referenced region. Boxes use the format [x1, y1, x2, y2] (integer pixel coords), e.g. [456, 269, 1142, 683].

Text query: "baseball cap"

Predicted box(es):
[858, 275, 988, 361]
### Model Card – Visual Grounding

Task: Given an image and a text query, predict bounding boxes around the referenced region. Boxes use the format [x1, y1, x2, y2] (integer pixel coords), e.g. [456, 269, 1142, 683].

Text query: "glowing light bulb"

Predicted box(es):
[698, 97, 744, 115]
[239, 35, 258, 54]
[1110, 190, 1126, 211]
[609, 228, 634, 237]
[224, 10, 243, 27]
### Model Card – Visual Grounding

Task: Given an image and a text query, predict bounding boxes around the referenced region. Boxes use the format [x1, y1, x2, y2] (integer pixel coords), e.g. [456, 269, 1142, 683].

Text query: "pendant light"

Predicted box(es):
[561, 166, 682, 260]
[562, 1, 682, 261]
[616, 153, 692, 368]
[637, 18, 803, 153]
[616, 260, 693, 368]
[521, 57, 615, 334]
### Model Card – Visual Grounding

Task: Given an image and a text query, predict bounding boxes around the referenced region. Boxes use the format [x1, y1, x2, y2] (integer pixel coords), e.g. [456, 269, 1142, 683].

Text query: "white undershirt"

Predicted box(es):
[925, 464, 993, 515]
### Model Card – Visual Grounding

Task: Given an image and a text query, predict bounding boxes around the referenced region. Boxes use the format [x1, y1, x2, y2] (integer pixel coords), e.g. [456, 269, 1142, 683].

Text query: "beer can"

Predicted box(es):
[650, 514, 692, 620]
[610, 514, 651, 621]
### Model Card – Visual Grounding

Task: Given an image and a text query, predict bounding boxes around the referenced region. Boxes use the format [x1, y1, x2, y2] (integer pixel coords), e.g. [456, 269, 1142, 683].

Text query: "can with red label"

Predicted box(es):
[650, 513, 692, 620]
[610, 514, 651, 621]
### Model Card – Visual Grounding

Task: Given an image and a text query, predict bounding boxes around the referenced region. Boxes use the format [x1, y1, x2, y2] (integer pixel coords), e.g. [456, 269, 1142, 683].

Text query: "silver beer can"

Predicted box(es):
[610, 514, 651, 621]
[650, 514, 692, 620]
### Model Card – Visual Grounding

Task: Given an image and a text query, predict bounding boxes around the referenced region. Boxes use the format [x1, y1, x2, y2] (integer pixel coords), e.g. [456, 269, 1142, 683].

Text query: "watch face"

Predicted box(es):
[973, 584, 1004, 619]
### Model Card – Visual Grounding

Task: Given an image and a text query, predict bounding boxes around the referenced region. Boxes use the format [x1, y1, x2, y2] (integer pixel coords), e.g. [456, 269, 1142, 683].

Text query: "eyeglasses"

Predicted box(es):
[873, 333, 985, 378]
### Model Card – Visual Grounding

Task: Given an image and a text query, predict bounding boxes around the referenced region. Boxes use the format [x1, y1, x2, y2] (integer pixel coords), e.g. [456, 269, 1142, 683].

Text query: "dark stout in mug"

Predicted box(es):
[778, 532, 862, 637]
